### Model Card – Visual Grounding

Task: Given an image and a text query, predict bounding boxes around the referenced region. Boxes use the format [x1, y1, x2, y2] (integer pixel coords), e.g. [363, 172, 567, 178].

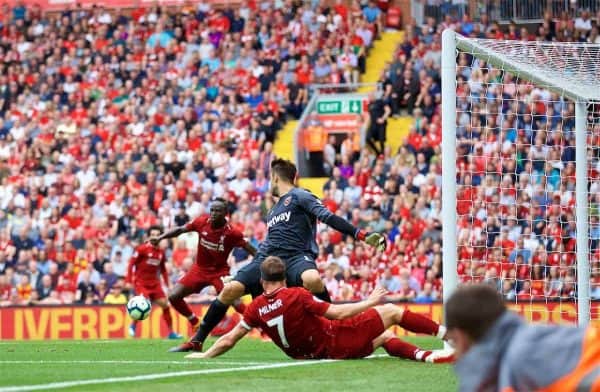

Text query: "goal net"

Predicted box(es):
[441, 30, 600, 326]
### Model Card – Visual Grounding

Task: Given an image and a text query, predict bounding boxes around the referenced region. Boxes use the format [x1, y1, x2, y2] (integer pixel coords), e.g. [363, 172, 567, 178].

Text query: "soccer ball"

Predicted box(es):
[127, 295, 152, 321]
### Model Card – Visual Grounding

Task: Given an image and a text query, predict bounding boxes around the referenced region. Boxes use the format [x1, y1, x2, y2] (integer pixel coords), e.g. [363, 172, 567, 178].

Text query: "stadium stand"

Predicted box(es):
[1, 0, 599, 306]
[0, 0, 379, 305]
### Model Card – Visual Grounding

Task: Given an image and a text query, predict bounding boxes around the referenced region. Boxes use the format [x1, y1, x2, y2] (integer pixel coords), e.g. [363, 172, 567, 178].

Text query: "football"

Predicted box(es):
[126, 296, 152, 321]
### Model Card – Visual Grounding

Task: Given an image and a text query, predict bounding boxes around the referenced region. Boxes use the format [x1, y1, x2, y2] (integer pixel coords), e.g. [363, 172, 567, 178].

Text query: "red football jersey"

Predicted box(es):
[127, 243, 167, 285]
[185, 216, 247, 273]
[241, 287, 332, 359]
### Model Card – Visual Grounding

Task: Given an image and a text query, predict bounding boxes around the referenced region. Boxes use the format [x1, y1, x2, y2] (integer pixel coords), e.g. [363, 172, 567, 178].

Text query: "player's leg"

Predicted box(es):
[154, 296, 182, 339]
[371, 330, 450, 363]
[372, 304, 454, 363]
[169, 281, 246, 352]
[169, 258, 261, 352]
[168, 283, 200, 329]
[300, 269, 331, 302]
[374, 303, 447, 339]
[290, 255, 332, 303]
[212, 275, 246, 314]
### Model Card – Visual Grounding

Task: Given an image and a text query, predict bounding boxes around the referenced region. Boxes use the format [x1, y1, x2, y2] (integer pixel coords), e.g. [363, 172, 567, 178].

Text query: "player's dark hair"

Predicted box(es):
[260, 256, 286, 282]
[445, 284, 507, 342]
[148, 225, 163, 234]
[213, 197, 227, 205]
[271, 158, 297, 184]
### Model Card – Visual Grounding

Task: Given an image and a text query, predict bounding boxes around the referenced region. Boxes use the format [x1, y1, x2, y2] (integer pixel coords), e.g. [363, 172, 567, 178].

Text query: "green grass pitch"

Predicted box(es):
[0, 337, 457, 392]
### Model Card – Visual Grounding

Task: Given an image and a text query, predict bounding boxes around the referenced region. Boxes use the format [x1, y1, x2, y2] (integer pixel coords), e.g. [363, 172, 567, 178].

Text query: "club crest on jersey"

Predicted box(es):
[283, 196, 292, 206]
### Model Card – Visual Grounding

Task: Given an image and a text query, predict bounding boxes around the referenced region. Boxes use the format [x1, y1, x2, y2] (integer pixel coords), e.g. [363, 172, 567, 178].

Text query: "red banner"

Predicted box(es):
[2, 0, 240, 12]
[0, 302, 597, 340]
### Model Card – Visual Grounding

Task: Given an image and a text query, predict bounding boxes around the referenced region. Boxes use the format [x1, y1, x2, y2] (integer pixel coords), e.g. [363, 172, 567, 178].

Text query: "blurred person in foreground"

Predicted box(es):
[446, 284, 600, 392]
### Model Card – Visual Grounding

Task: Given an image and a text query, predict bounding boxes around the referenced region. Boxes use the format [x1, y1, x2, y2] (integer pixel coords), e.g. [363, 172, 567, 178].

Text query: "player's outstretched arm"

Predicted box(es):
[149, 226, 190, 246]
[187, 323, 249, 359]
[323, 286, 387, 320]
[297, 190, 386, 251]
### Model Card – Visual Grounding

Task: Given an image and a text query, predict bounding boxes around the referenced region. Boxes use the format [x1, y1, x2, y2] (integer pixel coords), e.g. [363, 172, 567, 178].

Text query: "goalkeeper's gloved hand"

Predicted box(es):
[356, 230, 387, 252]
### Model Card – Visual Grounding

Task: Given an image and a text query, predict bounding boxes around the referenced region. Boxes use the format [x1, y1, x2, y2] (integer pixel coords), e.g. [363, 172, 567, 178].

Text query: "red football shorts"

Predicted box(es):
[135, 282, 166, 302]
[328, 308, 386, 359]
[177, 264, 227, 293]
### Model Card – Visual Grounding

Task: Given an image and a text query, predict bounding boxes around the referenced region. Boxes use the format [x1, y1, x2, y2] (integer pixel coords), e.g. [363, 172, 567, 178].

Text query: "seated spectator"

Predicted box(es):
[103, 279, 127, 305]
[379, 268, 401, 293]
[76, 270, 97, 304]
[37, 275, 53, 300]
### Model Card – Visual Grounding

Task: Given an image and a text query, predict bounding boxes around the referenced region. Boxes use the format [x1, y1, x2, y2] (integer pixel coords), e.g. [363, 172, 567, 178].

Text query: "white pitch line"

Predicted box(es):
[0, 360, 272, 366]
[0, 360, 337, 392]
[0, 340, 123, 345]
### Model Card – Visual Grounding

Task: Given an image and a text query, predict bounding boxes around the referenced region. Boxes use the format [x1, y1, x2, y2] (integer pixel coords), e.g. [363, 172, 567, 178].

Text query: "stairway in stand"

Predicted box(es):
[272, 30, 410, 196]
[359, 30, 411, 155]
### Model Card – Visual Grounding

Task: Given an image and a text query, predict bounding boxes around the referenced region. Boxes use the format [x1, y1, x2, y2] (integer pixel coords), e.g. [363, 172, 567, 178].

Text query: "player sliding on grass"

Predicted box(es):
[126, 226, 182, 339]
[170, 159, 386, 352]
[186, 256, 454, 362]
[149, 198, 257, 331]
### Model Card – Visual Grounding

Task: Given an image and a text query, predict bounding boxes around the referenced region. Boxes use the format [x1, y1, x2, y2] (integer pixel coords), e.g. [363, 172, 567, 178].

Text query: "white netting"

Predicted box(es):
[452, 38, 600, 324]
[458, 38, 600, 102]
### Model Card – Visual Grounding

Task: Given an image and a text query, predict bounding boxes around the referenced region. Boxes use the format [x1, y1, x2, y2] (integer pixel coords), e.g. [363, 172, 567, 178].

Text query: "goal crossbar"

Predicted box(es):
[454, 33, 600, 103]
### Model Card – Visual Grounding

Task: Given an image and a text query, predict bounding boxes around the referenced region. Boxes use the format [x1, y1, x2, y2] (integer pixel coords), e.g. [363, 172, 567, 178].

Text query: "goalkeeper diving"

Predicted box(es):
[171, 158, 386, 352]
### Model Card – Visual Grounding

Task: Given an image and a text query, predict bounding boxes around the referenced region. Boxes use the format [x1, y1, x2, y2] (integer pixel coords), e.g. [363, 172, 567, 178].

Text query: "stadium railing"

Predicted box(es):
[3, 0, 243, 11]
[413, 0, 600, 24]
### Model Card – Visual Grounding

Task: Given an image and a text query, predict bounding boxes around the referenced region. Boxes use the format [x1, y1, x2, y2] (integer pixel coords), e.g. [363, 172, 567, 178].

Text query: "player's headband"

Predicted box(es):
[260, 270, 286, 282]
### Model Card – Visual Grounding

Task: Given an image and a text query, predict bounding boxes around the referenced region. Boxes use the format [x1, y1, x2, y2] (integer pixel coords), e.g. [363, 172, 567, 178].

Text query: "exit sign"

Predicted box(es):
[317, 100, 362, 114]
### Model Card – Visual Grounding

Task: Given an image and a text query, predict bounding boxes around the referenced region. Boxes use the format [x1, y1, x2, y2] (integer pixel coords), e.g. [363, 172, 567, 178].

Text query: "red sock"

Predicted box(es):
[162, 307, 173, 330]
[233, 302, 246, 314]
[383, 338, 432, 362]
[399, 310, 440, 336]
[170, 297, 195, 319]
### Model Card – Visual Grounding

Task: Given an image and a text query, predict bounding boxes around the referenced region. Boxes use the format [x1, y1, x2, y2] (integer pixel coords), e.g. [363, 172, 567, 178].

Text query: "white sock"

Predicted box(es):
[437, 325, 447, 340]
[187, 314, 197, 320]
[415, 350, 431, 361]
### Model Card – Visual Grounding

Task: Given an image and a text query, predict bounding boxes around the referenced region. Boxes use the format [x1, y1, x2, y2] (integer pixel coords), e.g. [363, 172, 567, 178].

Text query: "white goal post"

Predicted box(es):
[441, 29, 600, 326]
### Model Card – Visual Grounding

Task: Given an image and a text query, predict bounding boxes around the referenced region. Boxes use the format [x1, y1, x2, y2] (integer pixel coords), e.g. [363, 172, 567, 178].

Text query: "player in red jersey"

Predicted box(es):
[186, 256, 455, 362]
[126, 226, 182, 339]
[149, 198, 257, 335]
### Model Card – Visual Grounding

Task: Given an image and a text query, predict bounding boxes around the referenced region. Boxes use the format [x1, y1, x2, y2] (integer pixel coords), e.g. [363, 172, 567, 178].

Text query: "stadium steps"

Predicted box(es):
[273, 120, 298, 162]
[274, 31, 409, 197]
[358, 30, 412, 154]
[358, 30, 404, 91]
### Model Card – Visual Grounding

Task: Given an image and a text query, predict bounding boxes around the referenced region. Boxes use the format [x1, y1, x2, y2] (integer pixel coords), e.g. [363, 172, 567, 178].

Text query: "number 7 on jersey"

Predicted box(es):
[266, 315, 289, 348]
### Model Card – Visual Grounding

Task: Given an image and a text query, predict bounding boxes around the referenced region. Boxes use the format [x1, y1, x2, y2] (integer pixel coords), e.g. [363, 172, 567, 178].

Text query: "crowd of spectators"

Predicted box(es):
[317, 8, 600, 303]
[2, 0, 600, 307]
[0, 0, 382, 305]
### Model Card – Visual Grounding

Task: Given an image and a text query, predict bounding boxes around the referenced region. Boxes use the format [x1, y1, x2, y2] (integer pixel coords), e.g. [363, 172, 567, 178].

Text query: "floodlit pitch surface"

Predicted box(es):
[0, 337, 457, 392]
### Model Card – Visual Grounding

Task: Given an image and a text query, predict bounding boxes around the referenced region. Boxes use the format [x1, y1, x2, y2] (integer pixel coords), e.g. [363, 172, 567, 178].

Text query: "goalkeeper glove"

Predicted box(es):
[356, 230, 387, 252]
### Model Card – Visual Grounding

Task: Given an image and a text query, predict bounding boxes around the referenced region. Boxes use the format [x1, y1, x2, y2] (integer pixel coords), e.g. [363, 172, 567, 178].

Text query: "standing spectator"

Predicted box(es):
[323, 136, 337, 176]
[366, 92, 391, 156]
